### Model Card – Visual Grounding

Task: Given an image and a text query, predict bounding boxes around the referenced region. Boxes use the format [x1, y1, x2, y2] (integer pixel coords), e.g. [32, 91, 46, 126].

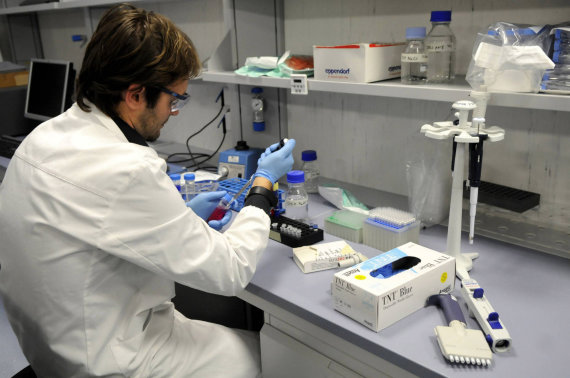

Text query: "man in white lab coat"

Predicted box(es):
[0, 4, 295, 377]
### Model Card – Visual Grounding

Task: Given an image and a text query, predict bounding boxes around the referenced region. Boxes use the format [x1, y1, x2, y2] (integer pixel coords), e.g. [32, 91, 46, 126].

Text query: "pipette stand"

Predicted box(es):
[421, 94, 504, 280]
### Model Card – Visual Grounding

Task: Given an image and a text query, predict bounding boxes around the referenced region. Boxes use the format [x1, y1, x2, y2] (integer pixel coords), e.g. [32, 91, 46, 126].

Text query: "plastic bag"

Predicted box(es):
[466, 22, 555, 93]
[278, 51, 314, 77]
[405, 136, 452, 228]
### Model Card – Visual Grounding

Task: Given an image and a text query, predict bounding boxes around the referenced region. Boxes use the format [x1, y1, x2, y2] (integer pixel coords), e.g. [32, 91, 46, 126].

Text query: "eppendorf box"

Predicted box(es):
[332, 242, 455, 332]
[313, 42, 405, 83]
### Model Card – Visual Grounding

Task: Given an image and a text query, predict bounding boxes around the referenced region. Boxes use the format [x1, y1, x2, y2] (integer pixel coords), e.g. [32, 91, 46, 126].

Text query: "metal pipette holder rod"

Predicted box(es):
[420, 92, 504, 280]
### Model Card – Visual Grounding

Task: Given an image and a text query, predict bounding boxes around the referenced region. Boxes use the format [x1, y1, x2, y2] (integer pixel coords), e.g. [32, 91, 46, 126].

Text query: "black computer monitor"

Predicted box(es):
[24, 59, 75, 122]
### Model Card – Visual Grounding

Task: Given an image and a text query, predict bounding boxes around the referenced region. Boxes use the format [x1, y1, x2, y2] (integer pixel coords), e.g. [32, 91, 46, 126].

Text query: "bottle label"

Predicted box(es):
[401, 53, 428, 63]
[285, 197, 308, 206]
[426, 41, 455, 52]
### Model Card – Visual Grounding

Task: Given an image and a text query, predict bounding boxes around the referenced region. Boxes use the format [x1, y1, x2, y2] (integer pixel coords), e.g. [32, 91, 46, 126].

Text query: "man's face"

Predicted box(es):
[136, 78, 189, 142]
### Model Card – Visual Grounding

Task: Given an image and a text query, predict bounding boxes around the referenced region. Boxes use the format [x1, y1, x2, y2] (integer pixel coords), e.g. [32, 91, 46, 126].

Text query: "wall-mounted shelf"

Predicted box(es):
[201, 70, 570, 112]
[0, 0, 148, 15]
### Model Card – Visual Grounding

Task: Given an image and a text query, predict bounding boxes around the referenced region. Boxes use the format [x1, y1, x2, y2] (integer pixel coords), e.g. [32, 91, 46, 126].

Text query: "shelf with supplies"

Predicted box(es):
[0, 0, 152, 15]
[201, 70, 570, 112]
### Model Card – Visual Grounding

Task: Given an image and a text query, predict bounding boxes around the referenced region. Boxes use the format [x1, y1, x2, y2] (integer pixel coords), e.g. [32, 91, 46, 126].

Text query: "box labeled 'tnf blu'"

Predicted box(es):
[332, 242, 455, 332]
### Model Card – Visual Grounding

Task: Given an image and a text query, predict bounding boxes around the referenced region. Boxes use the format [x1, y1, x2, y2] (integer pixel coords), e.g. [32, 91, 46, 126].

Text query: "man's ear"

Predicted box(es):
[124, 84, 146, 111]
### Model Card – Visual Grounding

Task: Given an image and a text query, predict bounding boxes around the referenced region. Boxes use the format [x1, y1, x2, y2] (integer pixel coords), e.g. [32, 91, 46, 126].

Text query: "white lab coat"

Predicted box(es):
[0, 103, 269, 377]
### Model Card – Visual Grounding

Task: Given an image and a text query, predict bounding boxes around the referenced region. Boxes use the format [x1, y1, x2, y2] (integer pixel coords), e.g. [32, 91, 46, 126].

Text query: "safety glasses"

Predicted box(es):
[158, 87, 190, 112]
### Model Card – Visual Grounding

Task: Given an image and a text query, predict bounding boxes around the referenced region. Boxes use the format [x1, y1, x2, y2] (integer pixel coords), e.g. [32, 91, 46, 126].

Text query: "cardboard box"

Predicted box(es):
[0, 70, 29, 88]
[332, 242, 455, 332]
[313, 43, 405, 83]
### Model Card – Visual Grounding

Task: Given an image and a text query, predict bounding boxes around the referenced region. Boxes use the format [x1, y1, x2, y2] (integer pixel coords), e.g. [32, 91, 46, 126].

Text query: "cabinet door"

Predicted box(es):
[260, 324, 365, 378]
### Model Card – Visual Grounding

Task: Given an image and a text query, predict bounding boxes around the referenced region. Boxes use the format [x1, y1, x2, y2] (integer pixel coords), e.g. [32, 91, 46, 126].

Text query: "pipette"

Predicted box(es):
[467, 118, 486, 244]
[207, 138, 289, 222]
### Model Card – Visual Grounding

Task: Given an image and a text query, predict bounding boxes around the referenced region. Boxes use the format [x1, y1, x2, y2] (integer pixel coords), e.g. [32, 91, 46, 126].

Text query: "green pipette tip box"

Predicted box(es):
[325, 210, 368, 243]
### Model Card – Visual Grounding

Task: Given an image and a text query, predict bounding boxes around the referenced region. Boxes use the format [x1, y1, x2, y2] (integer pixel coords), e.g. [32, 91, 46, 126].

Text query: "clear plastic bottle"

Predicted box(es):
[301, 150, 320, 193]
[425, 10, 456, 83]
[284, 170, 309, 223]
[182, 172, 196, 201]
[401, 27, 428, 85]
[169, 173, 182, 195]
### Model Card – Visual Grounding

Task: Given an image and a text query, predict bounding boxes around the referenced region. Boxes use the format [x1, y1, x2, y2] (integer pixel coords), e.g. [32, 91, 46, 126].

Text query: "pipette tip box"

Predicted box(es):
[362, 207, 419, 252]
[324, 210, 368, 243]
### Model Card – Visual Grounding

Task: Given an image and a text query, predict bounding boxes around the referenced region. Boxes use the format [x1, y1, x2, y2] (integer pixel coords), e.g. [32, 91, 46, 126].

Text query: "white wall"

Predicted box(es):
[281, 0, 570, 213]
[35, 0, 234, 156]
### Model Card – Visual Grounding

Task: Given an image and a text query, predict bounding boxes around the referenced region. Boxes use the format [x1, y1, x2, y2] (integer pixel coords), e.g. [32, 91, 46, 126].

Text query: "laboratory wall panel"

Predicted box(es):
[283, 0, 570, 75]
[287, 91, 570, 204]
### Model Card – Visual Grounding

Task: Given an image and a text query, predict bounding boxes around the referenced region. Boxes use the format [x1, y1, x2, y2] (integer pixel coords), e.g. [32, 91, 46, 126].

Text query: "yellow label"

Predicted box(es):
[441, 272, 448, 283]
[355, 275, 366, 280]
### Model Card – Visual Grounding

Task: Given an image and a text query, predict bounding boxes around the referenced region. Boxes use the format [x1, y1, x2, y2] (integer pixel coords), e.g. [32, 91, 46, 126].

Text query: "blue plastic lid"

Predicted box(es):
[430, 10, 451, 22]
[184, 173, 195, 180]
[251, 87, 263, 94]
[169, 173, 181, 180]
[253, 121, 265, 131]
[301, 150, 317, 161]
[287, 170, 305, 183]
[406, 27, 426, 39]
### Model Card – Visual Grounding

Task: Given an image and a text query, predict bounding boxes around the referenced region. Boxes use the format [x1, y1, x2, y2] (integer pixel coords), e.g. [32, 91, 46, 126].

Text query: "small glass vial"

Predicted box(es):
[207, 193, 234, 221]
[425, 10, 456, 83]
[301, 150, 320, 193]
[284, 170, 309, 223]
[169, 173, 182, 195]
[182, 172, 196, 201]
[401, 27, 428, 85]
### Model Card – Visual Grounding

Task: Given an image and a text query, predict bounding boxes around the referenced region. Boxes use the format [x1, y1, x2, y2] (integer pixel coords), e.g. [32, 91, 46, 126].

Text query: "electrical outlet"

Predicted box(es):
[290, 74, 308, 95]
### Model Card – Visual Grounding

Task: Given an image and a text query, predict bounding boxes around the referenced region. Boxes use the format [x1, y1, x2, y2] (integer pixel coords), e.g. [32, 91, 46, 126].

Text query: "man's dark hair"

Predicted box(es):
[76, 3, 201, 117]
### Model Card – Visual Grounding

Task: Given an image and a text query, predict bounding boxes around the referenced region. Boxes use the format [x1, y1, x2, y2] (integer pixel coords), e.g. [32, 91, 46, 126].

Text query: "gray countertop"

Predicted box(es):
[243, 193, 570, 377]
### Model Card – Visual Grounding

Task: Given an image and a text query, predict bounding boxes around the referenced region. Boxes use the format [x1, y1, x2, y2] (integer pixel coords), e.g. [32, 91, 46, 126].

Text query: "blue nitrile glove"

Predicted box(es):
[253, 139, 296, 184]
[186, 191, 228, 221]
[208, 209, 232, 231]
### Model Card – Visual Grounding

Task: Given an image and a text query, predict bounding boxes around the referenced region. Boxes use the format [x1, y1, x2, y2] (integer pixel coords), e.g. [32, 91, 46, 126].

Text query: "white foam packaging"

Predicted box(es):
[332, 242, 455, 332]
[313, 42, 405, 83]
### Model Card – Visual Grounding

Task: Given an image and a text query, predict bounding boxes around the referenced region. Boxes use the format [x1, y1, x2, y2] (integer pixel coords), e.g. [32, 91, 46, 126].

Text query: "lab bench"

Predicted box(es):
[239, 193, 570, 378]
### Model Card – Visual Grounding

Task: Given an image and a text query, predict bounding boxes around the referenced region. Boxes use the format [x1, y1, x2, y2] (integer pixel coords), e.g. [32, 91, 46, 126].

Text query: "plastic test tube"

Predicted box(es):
[207, 193, 234, 221]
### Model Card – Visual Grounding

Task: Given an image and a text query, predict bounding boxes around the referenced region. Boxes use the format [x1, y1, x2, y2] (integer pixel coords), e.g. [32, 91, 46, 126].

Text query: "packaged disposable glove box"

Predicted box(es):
[332, 242, 455, 332]
[313, 42, 405, 83]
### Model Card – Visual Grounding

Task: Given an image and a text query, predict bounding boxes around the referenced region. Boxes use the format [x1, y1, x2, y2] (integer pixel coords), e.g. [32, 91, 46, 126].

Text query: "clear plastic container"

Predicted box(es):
[169, 173, 182, 194]
[284, 170, 309, 223]
[182, 172, 196, 201]
[401, 27, 428, 85]
[301, 150, 320, 193]
[425, 10, 456, 83]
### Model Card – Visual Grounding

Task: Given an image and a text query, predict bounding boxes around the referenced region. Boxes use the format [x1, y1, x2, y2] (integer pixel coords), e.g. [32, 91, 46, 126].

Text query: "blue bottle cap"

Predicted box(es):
[287, 170, 305, 183]
[184, 173, 195, 180]
[253, 121, 265, 131]
[251, 87, 263, 94]
[430, 10, 451, 22]
[169, 173, 181, 180]
[301, 150, 317, 161]
[406, 27, 426, 39]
